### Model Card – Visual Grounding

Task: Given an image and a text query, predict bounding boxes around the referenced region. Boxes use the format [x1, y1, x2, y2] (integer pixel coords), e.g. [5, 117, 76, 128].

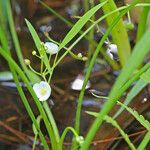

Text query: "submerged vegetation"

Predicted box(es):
[0, 0, 150, 150]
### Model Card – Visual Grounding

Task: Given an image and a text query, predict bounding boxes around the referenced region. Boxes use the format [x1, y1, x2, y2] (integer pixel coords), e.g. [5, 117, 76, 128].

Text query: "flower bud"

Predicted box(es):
[76, 136, 84, 146]
[24, 59, 30, 65]
[82, 57, 88, 61]
[77, 53, 82, 58]
[32, 51, 37, 55]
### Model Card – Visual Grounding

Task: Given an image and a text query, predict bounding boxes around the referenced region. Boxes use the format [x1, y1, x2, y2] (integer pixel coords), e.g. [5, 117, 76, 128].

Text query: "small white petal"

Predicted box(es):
[106, 50, 114, 59]
[71, 75, 90, 91]
[108, 44, 117, 53]
[106, 44, 118, 60]
[44, 42, 59, 54]
[33, 81, 51, 101]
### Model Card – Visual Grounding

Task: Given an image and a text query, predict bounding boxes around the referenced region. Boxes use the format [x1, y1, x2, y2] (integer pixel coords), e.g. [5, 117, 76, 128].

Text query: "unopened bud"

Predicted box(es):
[32, 51, 36, 55]
[24, 59, 30, 65]
[82, 57, 88, 61]
[77, 53, 82, 58]
[76, 136, 84, 146]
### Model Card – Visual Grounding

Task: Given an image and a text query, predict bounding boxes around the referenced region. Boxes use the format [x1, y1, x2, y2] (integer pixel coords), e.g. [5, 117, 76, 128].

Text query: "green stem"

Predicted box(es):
[0, 48, 57, 150]
[72, 1, 141, 149]
[0, 10, 49, 149]
[136, 0, 150, 41]
[32, 134, 38, 150]
[137, 131, 150, 150]
[100, 0, 131, 67]
[86, 0, 96, 67]
[60, 127, 78, 149]
[11, 69, 49, 150]
[6, 0, 40, 84]
[43, 102, 60, 144]
[40, 0, 119, 70]
[80, 60, 150, 150]
[6, 1, 28, 77]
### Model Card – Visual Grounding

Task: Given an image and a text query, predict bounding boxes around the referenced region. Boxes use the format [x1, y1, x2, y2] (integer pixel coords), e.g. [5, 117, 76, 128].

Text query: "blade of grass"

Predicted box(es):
[80, 61, 150, 149]
[25, 19, 51, 75]
[136, 0, 150, 41]
[74, 0, 141, 136]
[113, 68, 150, 119]
[11, 69, 49, 149]
[86, 111, 136, 150]
[117, 102, 150, 130]
[73, 0, 148, 149]
[59, 0, 108, 50]
[100, 0, 131, 66]
[6, 0, 40, 84]
[0, 22, 49, 149]
[0, 48, 58, 150]
[137, 131, 150, 150]
[40, 0, 120, 70]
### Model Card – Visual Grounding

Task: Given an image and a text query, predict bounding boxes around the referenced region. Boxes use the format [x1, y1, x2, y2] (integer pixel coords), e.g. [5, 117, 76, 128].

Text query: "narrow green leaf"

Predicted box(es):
[113, 68, 150, 119]
[110, 28, 150, 98]
[140, 72, 150, 83]
[137, 130, 150, 150]
[25, 19, 51, 74]
[32, 115, 42, 135]
[86, 111, 136, 150]
[59, 1, 108, 50]
[118, 102, 150, 130]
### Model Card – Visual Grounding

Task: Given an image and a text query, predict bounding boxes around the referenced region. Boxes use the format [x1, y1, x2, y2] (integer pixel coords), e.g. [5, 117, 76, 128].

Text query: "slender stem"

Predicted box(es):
[0, 48, 57, 150]
[60, 127, 78, 149]
[72, 1, 141, 149]
[0, 12, 49, 149]
[136, 0, 150, 41]
[6, 0, 35, 83]
[32, 134, 38, 150]
[100, 0, 131, 67]
[40, 0, 120, 70]
[80, 60, 150, 150]
[137, 131, 150, 150]
[86, 0, 95, 67]
[43, 102, 60, 143]
[41, 59, 44, 74]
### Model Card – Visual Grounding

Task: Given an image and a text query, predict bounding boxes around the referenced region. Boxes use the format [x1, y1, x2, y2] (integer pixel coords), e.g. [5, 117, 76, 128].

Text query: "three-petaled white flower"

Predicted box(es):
[106, 44, 118, 60]
[33, 81, 51, 101]
[44, 42, 59, 55]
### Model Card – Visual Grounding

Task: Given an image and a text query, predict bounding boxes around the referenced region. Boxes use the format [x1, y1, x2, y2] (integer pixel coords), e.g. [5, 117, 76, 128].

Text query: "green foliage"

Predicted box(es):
[113, 68, 150, 119]
[117, 102, 150, 130]
[25, 19, 51, 75]
[59, 1, 107, 50]
[86, 111, 136, 150]
[100, 0, 131, 66]
[140, 72, 150, 83]
[1, 0, 150, 150]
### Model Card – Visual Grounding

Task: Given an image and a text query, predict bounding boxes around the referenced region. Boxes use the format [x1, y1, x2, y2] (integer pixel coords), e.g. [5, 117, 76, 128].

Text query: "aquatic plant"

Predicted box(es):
[0, 0, 150, 150]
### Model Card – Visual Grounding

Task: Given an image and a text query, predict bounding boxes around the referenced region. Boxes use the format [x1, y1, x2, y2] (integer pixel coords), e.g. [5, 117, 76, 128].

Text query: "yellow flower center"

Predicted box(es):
[40, 88, 47, 95]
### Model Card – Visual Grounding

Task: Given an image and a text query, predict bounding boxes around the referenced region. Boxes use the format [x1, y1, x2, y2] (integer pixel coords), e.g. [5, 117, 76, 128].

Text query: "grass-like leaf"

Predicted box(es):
[140, 72, 150, 83]
[86, 111, 136, 150]
[109, 28, 150, 98]
[117, 101, 150, 130]
[59, 0, 108, 50]
[25, 19, 51, 75]
[113, 68, 150, 119]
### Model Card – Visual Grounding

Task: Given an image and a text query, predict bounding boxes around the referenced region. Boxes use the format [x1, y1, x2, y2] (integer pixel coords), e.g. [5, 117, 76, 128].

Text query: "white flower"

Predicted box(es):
[106, 44, 118, 60]
[33, 81, 51, 101]
[71, 75, 90, 91]
[44, 42, 59, 54]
